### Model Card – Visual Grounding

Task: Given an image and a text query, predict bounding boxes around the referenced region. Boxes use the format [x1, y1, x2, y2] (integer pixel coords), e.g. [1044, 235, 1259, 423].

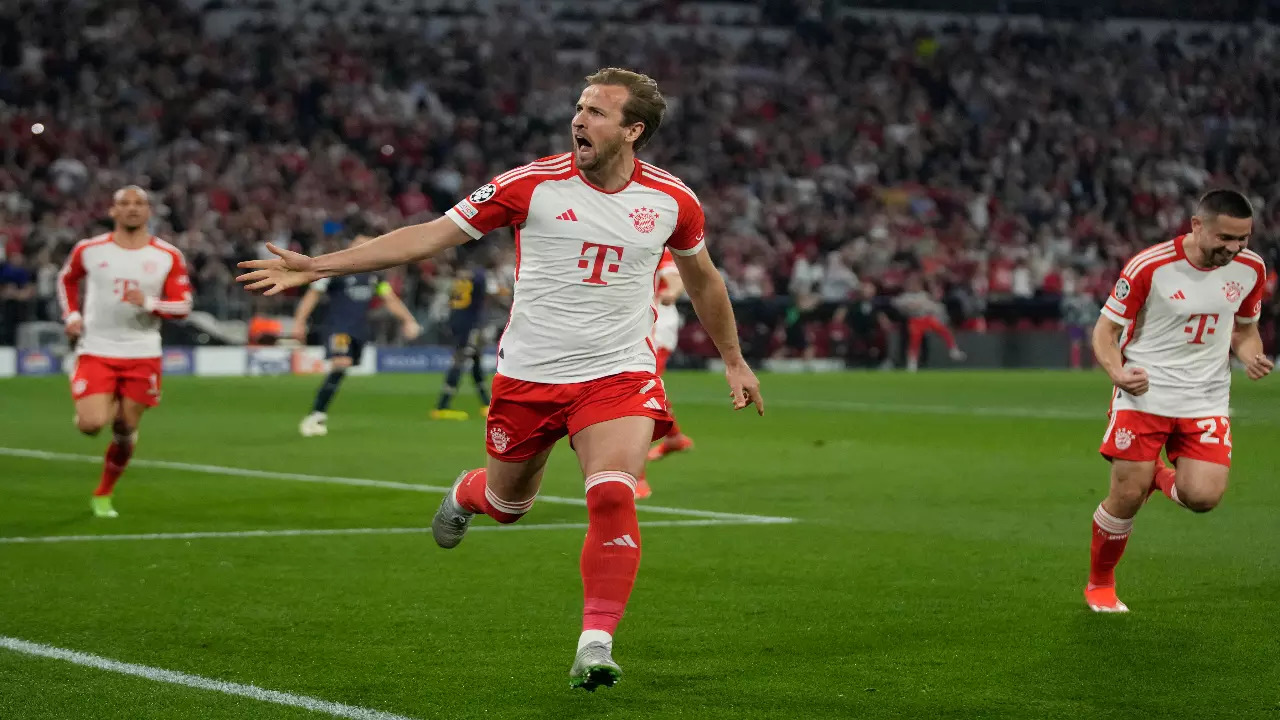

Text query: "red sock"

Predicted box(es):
[581, 472, 641, 634]
[94, 433, 134, 497]
[453, 468, 531, 523]
[1151, 464, 1185, 506]
[1088, 504, 1133, 588]
[665, 417, 682, 440]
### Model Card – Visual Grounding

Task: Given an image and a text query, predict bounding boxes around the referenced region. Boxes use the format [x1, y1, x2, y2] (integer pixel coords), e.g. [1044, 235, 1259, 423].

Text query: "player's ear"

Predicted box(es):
[625, 122, 644, 144]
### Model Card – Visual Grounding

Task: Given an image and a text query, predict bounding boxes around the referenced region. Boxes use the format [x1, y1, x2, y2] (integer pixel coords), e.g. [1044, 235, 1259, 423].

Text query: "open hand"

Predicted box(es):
[236, 243, 319, 296]
[1113, 366, 1149, 396]
[1244, 353, 1274, 381]
[725, 361, 764, 416]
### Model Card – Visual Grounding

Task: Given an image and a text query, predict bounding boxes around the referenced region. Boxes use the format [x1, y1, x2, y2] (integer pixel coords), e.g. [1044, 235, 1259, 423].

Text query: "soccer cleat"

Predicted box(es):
[430, 409, 469, 421]
[91, 496, 118, 519]
[949, 347, 967, 362]
[299, 412, 328, 437]
[634, 476, 652, 500]
[1084, 584, 1129, 613]
[646, 435, 693, 462]
[431, 470, 476, 549]
[569, 642, 621, 691]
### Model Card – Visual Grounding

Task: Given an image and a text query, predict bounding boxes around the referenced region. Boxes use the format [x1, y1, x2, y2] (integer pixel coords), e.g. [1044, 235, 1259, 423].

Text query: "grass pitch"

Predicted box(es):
[1, 370, 1278, 719]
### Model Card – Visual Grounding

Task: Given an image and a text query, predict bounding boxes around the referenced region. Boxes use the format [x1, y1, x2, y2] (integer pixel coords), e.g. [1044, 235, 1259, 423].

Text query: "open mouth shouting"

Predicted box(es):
[573, 132, 595, 163]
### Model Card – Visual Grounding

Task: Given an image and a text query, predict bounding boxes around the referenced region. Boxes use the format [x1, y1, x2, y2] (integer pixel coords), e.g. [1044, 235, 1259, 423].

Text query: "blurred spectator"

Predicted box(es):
[0, 0, 1277, 360]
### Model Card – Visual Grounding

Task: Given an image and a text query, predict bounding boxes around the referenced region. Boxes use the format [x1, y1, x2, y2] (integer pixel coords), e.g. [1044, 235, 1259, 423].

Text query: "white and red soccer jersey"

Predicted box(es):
[651, 249, 682, 352]
[445, 153, 705, 383]
[58, 233, 193, 359]
[1101, 236, 1266, 417]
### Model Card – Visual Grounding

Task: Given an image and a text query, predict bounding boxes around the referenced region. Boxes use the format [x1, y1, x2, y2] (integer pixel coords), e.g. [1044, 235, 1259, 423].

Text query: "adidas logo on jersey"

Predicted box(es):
[556, 209, 579, 221]
[603, 534, 638, 548]
[1169, 290, 1186, 300]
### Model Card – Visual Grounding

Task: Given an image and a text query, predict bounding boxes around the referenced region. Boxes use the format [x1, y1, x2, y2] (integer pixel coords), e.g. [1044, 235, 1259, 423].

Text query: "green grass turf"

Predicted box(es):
[1, 370, 1278, 719]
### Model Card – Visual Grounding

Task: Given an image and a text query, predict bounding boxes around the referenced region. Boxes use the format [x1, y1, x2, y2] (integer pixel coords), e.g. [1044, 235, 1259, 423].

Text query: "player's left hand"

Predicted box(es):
[123, 288, 147, 307]
[725, 360, 764, 416]
[402, 319, 422, 341]
[236, 243, 319, 296]
[1244, 353, 1274, 380]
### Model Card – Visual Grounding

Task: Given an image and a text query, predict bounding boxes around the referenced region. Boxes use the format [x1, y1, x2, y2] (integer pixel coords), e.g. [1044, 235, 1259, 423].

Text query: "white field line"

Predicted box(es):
[0, 635, 420, 720]
[0, 447, 795, 524]
[683, 395, 1104, 420]
[0, 518, 782, 545]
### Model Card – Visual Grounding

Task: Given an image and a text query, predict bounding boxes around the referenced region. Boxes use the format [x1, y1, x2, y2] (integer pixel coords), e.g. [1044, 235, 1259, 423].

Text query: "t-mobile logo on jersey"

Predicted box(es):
[578, 242, 624, 286]
[1184, 313, 1220, 344]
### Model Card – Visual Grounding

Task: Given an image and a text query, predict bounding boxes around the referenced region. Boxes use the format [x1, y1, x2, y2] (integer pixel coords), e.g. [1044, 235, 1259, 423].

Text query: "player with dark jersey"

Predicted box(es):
[295, 233, 421, 437]
[432, 258, 502, 420]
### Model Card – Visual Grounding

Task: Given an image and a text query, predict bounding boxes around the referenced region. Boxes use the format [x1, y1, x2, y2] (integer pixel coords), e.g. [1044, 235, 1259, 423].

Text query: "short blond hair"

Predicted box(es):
[585, 68, 666, 151]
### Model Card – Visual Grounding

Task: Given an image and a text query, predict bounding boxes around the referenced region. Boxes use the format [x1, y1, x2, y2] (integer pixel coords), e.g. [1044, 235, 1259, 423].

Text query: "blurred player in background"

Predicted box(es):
[57, 186, 192, 518]
[1087, 190, 1272, 613]
[893, 276, 966, 371]
[238, 68, 763, 691]
[431, 251, 502, 420]
[1062, 283, 1101, 369]
[295, 231, 421, 437]
[637, 248, 694, 499]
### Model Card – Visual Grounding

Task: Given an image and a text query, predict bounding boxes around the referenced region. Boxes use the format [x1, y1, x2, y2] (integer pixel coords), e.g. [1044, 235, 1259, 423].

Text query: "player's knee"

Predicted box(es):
[330, 357, 353, 370]
[1178, 487, 1223, 513]
[76, 415, 108, 436]
[1110, 477, 1150, 511]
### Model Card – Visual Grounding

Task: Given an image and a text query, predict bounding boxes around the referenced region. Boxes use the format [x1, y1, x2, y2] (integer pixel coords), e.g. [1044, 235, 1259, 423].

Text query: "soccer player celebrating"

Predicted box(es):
[892, 275, 965, 371]
[1087, 189, 1272, 613]
[431, 253, 501, 421]
[238, 68, 763, 690]
[295, 232, 421, 437]
[57, 186, 192, 518]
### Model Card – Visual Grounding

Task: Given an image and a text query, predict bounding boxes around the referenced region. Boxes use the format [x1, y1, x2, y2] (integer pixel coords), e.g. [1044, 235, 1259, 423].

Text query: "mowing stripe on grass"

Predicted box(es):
[0, 518, 784, 545]
[0, 447, 795, 524]
[0, 635, 421, 720]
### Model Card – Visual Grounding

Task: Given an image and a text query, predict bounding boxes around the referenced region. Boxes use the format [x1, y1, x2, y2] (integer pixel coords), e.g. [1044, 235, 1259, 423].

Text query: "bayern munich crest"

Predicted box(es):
[1223, 280, 1243, 302]
[469, 183, 497, 204]
[489, 426, 510, 453]
[1114, 428, 1135, 451]
[629, 207, 659, 234]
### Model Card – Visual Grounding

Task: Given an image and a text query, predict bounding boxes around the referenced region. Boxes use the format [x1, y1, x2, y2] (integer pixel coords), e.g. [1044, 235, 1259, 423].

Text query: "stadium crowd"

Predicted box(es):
[1, 0, 1278, 360]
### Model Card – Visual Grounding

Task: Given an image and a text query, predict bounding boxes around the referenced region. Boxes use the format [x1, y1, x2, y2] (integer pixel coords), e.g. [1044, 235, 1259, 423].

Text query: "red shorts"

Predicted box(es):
[1099, 410, 1232, 467]
[70, 354, 164, 408]
[655, 348, 672, 376]
[485, 371, 673, 462]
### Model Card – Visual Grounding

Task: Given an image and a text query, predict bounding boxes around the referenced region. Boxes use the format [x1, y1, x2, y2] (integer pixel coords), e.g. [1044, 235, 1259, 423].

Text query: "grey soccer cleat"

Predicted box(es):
[569, 642, 622, 691]
[431, 471, 475, 549]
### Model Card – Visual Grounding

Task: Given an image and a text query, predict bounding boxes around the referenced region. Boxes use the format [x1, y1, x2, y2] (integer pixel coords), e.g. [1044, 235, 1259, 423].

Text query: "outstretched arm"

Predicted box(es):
[238, 217, 472, 295]
[671, 248, 763, 415]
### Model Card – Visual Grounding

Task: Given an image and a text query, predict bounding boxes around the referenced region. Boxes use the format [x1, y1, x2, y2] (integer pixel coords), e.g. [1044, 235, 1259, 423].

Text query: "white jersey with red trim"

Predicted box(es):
[1101, 236, 1266, 417]
[651, 249, 682, 352]
[57, 233, 193, 359]
[445, 153, 705, 383]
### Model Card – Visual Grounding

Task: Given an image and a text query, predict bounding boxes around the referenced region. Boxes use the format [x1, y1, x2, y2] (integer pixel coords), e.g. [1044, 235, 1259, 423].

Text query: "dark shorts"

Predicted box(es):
[325, 333, 365, 364]
[450, 318, 482, 351]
